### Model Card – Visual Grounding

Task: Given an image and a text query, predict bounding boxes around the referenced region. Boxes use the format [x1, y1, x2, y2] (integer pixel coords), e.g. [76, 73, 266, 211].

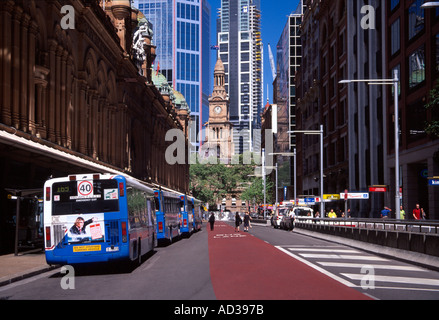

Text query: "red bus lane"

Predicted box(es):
[208, 222, 371, 300]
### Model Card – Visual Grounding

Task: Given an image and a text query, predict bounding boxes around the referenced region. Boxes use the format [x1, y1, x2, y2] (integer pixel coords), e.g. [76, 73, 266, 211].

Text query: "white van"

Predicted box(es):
[281, 206, 314, 230]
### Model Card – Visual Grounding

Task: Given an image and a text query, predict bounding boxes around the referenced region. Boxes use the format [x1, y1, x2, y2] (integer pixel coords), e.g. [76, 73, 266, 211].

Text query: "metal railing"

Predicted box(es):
[294, 217, 439, 235]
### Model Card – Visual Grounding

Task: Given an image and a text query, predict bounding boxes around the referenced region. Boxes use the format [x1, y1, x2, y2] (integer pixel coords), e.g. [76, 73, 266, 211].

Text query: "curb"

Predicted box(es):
[0, 265, 59, 288]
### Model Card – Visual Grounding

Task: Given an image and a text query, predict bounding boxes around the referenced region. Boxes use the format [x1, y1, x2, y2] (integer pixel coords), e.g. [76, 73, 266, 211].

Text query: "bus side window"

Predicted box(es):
[154, 197, 160, 211]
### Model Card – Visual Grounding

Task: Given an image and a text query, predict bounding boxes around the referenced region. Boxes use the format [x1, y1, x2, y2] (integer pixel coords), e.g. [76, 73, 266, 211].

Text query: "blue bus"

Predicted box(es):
[190, 197, 203, 232]
[178, 195, 203, 236]
[179, 195, 194, 236]
[44, 173, 156, 265]
[153, 189, 181, 244]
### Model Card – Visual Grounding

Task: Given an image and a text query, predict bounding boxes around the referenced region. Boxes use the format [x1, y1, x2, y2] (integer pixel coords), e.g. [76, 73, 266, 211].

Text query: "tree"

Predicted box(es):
[425, 81, 439, 138]
[241, 177, 274, 206]
[189, 152, 265, 207]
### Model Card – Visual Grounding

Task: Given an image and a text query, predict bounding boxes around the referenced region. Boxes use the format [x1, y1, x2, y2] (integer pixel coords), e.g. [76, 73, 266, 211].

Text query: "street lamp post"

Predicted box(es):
[262, 148, 266, 219]
[421, 2, 439, 8]
[339, 69, 401, 219]
[289, 126, 324, 217]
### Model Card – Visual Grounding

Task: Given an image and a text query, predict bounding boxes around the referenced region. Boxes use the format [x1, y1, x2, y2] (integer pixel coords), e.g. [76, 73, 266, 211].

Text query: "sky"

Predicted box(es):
[208, 0, 301, 103]
[132, 0, 301, 103]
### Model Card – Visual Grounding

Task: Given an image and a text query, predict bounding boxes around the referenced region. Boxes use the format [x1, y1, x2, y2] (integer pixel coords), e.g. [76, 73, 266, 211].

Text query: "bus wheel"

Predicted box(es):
[137, 240, 142, 265]
[153, 233, 157, 248]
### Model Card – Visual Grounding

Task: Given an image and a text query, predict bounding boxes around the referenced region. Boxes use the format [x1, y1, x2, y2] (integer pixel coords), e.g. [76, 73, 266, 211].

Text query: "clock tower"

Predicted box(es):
[204, 58, 234, 162]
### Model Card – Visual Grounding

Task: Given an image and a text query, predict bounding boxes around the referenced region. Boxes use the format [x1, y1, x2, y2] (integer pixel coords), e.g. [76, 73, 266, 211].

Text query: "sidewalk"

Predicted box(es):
[0, 250, 58, 287]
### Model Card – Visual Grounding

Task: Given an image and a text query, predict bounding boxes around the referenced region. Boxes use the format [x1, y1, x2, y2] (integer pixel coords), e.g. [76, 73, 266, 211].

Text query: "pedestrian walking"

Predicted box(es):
[235, 212, 242, 232]
[400, 206, 406, 220]
[328, 209, 337, 218]
[412, 204, 424, 220]
[243, 211, 251, 232]
[209, 212, 215, 231]
[381, 206, 391, 219]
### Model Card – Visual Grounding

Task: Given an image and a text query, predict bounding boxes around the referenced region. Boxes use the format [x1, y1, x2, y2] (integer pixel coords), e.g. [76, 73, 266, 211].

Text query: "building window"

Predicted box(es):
[408, 46, 425, 89]
[406, 100, 427, 142]
[390, 19, 400, 56]
[436, 33, 439, 74]
[390, 0, 400, 11]
[408, 0, 424, 41]
[241, 63, 250, 72]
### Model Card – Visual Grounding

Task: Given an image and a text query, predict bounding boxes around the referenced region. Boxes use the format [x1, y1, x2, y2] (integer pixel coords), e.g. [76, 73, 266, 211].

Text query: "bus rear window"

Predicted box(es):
[51, 180, 120, 215]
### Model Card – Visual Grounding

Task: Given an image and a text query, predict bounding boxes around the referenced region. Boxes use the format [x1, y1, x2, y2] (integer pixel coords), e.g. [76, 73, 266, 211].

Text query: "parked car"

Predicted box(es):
[271, 207, 289, 228]
[280, 206, 314, 231]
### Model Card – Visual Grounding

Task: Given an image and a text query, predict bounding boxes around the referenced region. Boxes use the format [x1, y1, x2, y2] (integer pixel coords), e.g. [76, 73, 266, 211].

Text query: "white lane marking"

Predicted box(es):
[275, 246, 357, 288]
[317, 262, 429, 272]
[288, 248, 360, 253]
[299, 254, 388, 261]
[342, 274, 439, 287]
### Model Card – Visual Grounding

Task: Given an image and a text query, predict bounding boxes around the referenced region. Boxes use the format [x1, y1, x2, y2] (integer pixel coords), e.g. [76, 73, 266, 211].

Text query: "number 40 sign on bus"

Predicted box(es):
[78, 180, 93, 196]
[70, 180, 100, 200]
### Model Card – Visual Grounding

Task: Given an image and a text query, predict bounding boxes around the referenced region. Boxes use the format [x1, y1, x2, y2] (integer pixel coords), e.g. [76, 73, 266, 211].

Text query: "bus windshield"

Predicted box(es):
[51, 179, 120, 215]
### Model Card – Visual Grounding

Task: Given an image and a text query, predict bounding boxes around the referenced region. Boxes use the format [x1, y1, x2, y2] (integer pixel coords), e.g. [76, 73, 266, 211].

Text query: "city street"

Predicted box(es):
[1, 221, 439, 302]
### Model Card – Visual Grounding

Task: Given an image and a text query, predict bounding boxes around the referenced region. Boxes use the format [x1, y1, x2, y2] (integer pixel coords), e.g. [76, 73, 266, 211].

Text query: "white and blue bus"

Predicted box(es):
[44, 173, 156, 265]
[179, 194, 193, 236]
[154, 189, 181, 244]
[191, 197, 203, 232]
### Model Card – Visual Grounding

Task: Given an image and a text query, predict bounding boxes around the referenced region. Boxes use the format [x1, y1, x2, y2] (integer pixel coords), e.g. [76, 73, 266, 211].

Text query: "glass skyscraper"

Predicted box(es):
[134, 0, 211, 153]
[217, 0, 263, 154]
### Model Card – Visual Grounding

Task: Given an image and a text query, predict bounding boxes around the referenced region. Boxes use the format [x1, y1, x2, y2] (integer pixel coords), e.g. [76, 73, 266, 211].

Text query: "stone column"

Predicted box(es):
[19, 12, 30, 132]
[28, 21, 38, 135]
[11, 6, 23, 129]
[47, 40, 57, 142]
[0, 1, 14, 126]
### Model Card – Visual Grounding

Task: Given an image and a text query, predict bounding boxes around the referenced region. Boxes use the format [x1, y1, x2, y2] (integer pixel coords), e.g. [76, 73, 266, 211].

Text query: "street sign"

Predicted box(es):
[429, 179, 439, 186]
[369, 186, 387, 192]
[339, 192, 369, 200]
[323, 194, 340, 200]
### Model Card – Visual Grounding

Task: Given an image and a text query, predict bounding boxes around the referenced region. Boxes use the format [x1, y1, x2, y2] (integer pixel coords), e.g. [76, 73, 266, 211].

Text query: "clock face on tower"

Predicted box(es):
[214, 106, 222, 114]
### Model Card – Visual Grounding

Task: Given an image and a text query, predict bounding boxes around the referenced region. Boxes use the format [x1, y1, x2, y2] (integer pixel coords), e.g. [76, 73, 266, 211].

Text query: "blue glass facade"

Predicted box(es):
[135, 0, 211, 152]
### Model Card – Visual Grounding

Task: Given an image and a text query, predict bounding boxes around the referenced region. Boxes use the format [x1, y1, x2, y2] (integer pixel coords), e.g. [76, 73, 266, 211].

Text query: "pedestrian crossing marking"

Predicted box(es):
[275, 246, 357, 288]
[288, 248, 360, 253]
[299, 253, 389, 261]
[342, 274, 439, 287]
[317, 262, 429, 272]
[277, 245, 439, 295]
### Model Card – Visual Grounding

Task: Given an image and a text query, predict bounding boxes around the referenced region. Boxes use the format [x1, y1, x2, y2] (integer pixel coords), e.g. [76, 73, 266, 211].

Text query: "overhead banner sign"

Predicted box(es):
[369, 186, 387, 192]
[299, 197, 321, 205]
[339, 193, 369, 200]
[323, 194, 340, 201]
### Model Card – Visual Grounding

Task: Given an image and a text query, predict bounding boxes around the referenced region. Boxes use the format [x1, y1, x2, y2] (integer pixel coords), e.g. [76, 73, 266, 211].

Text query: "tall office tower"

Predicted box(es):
[271, 3, 303, 200]
[217, 0, 263, 154]
[135, 0, 211, 154]
[296, 0, 320, 199]
[346, 0, 387, 217]
[276, 3, 303, 152]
